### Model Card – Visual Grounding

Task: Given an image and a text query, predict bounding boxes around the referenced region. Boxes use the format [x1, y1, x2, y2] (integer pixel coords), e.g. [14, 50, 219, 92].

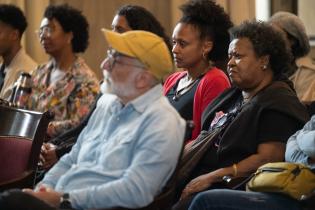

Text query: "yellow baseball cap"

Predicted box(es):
[101, 29, 173, 80]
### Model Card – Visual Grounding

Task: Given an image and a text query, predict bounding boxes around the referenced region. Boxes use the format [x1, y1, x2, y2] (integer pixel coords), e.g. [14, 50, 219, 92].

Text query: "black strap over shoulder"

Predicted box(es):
[201, 87, 240, 131]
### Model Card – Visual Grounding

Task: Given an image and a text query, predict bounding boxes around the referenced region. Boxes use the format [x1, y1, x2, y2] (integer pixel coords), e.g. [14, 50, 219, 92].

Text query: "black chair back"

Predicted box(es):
[0, 105, 44, 139]
[0, 105, 53, 191]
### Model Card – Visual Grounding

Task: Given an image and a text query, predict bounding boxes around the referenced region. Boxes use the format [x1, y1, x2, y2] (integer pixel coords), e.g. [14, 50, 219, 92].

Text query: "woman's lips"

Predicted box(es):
[174, 57, 182, 63]
[228, 69, 237, 77]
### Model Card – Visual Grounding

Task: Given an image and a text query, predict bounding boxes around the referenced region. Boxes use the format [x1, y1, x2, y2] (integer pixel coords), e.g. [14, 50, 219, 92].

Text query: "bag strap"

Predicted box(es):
[201, 88, 240, 131]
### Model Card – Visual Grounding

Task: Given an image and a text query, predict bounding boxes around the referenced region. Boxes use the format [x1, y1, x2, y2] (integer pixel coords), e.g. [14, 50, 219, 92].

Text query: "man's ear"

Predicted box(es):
[135, 71, 147, 89]
[10, 29, 19, 41]
[135, 71, 153, 89]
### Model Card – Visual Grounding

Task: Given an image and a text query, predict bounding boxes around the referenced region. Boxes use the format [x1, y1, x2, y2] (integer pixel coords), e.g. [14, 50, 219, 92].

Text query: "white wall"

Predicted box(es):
[298, 0, 315, 44]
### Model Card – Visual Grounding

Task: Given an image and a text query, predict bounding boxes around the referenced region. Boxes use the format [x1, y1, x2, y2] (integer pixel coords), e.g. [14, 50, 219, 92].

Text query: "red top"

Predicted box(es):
[163, 67, 230, 141]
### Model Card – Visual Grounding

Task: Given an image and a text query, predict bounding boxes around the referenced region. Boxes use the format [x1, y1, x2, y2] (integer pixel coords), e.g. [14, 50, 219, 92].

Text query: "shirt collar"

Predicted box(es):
[296, 56, 315, 71]
[47, 56, 82, 72]
[127, 84, 163, 113]
[3, 48, 24, 73]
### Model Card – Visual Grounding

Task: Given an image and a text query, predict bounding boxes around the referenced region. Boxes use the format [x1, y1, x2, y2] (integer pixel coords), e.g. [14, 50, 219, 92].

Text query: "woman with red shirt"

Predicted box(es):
[164, 0, 232, 141]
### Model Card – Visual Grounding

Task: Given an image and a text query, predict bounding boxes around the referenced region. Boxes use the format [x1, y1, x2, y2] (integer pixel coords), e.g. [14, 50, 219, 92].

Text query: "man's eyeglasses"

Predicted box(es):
[106, 49, 147, 71]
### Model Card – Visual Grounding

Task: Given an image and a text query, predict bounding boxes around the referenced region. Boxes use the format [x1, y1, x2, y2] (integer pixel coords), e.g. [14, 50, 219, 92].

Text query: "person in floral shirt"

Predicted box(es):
[39, 4, 173, 170]
[28, 4, 99, 138]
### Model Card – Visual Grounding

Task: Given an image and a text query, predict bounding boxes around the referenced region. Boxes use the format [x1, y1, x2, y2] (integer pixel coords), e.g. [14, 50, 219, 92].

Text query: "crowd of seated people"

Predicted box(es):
[0, 28, 185, 210]
[172, 20, 309, 210]
[39, 4, 174, 170]
[0, 1, 315, 210]
[42, 0, 234, 170]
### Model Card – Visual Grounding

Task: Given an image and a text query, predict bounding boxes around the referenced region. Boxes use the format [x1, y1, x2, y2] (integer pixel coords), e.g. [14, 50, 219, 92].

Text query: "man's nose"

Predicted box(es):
[100, 57, 110, 72]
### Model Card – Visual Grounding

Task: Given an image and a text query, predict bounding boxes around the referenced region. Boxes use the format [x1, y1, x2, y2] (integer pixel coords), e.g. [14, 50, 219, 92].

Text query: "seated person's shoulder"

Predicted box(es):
[256, 81, 305, 109]
[296, 56, 315, 72]
[164, 71, 186, 86]
[152, 95, 183, 117]
[97, 93, 117, 107]
[31, 62, 49, 74]
[145, 98, 186, 141]
[258, 109, 304, 144]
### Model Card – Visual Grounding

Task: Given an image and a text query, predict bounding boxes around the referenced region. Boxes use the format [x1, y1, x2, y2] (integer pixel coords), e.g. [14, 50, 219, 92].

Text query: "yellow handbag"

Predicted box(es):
[246, 162, 315, 200]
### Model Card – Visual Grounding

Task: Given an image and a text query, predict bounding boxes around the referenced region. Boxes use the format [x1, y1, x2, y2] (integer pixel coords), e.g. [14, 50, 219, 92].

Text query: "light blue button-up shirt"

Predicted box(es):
[40, 84, 186, 209]
[286, 115, 315, 169]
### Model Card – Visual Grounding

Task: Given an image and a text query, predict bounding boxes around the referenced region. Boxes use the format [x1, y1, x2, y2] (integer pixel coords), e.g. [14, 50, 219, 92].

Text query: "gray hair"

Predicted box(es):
[269, 11, 310, 58]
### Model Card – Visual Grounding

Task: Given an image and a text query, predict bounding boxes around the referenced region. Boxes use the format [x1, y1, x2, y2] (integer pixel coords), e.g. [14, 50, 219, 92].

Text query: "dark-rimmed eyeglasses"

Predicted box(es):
[106, 49, 147, 71]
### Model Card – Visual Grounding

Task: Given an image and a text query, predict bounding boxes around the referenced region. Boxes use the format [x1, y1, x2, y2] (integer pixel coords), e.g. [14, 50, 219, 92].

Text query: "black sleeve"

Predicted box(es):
[55, 137, 76, 159]
[49, 113, 89, 146]
[51, 112, 89, 159]
[257, 110, 303, 144]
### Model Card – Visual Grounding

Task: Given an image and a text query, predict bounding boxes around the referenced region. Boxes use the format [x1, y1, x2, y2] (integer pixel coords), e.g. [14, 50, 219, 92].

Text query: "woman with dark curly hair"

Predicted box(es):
[28, 4, 99, 139]
[112, 4, 172, 53]
[164, 0, 231, 141]
[173, 20, 309, 210]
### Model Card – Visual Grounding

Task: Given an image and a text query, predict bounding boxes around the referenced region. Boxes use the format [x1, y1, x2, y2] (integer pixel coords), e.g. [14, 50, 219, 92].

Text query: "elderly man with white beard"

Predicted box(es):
[0, 30, 185, 210]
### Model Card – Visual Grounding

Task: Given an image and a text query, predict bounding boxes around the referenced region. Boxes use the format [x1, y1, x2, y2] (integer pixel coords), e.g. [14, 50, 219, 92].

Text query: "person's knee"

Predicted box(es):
[0, 189, 57, 210]
[189, 191, 214, 210]
[0, 189, 29, 210]
[189, 189, 236, 210]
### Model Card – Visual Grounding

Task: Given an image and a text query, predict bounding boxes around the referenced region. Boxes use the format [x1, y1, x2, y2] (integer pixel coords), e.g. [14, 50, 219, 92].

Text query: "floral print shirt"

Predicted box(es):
[28, 57, 99, 138]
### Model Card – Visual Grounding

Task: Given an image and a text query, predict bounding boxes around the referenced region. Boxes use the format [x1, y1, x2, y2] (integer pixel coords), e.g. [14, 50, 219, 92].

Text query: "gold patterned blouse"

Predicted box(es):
[28, 57, 99, 138]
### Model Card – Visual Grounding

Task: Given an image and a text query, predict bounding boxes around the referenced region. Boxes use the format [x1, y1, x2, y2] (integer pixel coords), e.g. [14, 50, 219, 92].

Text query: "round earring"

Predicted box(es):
[263, 65, 267, 70]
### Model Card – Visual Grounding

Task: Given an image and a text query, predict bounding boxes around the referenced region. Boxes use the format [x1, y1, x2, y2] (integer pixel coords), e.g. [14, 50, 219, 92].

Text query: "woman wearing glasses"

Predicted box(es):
[28, 4, 99, 139]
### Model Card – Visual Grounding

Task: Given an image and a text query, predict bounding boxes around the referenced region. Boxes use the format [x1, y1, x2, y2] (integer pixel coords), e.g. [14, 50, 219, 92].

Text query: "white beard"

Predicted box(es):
[101, 70, 138, 100]
[100, 71, 113, 94]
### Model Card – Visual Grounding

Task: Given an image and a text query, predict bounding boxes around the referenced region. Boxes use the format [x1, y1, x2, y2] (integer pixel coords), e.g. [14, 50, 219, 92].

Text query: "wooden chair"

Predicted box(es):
[0, 105, 53, 191]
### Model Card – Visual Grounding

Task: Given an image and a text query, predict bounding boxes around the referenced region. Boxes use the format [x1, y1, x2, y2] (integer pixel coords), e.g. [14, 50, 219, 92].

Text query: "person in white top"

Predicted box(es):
[0, 4, 37, 100]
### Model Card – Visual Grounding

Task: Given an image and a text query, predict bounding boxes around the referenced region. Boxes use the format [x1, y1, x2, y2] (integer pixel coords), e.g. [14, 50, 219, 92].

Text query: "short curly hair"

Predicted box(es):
[229, 21, 293, 79]
[179, 0, 233, 62]
[0, 4, 27, 37]
[116, 5, 172, 53]
[44, 4, 89, 53]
